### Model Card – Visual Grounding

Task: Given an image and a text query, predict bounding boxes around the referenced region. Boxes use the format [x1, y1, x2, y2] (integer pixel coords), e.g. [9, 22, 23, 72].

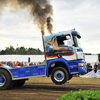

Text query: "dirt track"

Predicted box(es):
[0, 83, 100, 100]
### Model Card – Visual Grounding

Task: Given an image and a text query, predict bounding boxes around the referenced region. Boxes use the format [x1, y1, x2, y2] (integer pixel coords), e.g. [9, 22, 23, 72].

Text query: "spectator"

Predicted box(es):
[29, 62, 33, 66]
[15, 61, 19, 66]
[86, 63, 90, 73]
[87, 64, 92, 73]
[34, 62, 36, 65]
[94, 62, 98, 73]
[7, 61, 14, 67]
[0, 62, 2, 66]
[1, 61, 3, 64]
[20, 62, 24, 67]
[24, 62, 27, 66]
[39, 62, 42, 65]
[18, 62, 21, 66]
[13, 62, 16, 66]
[98, 62, 100, 69]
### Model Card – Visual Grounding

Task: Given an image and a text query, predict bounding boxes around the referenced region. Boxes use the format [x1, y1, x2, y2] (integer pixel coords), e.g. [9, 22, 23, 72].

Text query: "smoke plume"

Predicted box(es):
[0, 0, 53, 35]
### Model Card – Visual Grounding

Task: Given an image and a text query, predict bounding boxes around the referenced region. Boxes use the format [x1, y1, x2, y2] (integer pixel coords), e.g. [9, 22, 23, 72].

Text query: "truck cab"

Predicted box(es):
[44, 30, 86, 84]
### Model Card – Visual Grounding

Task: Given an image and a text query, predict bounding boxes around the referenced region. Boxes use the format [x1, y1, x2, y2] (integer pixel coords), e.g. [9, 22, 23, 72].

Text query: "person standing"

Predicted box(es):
[86, 63, 90, 73]
[87, 64, 92, 73]
[20, 62, 24, 67]
[94, 62, 98, 73]
[98, 62, 100, 69]
[24, 62, 27, 66]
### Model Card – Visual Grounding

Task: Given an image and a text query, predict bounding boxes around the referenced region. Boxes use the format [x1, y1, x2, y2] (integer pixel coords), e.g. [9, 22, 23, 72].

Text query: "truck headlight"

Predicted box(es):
[78, 63, 84, 67]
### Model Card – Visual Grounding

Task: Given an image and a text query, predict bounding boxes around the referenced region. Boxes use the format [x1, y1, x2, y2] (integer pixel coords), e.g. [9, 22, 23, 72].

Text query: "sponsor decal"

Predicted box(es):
[12, 72, 17, 74]
[20, 68, 26, 70]
[26, 73, 32, 76]
[38, 66, 44, 68]
[28, 67, 31, 70]
[39, 69, 43, 71]
[13, 75, 18, 78]
[33, 66, 37, 68]
[33, 73, 38, 75]
[40, 72, 44, 74]
[32, 69, 37, 72]
[20, 74, 24, 77]
[26, 70, 30, 73]
[18, 71, 25, 73]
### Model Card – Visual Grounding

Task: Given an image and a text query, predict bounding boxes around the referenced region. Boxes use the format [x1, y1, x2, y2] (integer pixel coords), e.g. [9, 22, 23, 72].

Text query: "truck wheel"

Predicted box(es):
[0, 69, 13, 90]
[68, 75, 73, 80]
[51, 67, 68, 85]
[14, 79, 25, 87]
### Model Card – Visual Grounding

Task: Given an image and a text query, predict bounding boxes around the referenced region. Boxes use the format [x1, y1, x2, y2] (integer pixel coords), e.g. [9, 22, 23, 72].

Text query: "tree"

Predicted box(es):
[5, 45, 15, 54]
[0, 45, 43, 55]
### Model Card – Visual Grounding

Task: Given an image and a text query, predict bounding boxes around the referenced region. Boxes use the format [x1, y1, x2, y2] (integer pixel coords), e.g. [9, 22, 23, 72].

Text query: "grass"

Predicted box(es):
[26, 77, 100, 85]
[68, 77, 100, 85]
[26, 77, 53, 83]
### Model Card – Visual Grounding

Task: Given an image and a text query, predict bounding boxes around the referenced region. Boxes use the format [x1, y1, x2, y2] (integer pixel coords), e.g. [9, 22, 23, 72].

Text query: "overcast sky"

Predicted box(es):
[0, 0, 100, 54]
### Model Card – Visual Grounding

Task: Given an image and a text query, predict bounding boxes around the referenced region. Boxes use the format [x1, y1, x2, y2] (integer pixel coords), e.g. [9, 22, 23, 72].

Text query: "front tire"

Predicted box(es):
[51, 67, 68, 85]
[68, 75, 73, 80]
[0, 69, 13, 90]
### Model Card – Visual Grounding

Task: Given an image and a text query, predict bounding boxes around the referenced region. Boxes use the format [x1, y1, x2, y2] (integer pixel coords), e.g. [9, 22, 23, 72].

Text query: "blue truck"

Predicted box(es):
[0, 29, 86, 90]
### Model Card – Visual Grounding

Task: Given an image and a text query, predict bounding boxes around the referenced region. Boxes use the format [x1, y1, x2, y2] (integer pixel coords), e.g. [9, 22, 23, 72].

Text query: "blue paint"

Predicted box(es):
[46, 58, 71, 77]
[77, 49, 82, 52]
[78, 67, 86, 73]
[44, 34, 62, 42]
[71, 31, 81, 38]
[8, 59, 86, 80]
[57, 74, 62, 79]
[0, 78, 3, 82]
[9, 65, 46, 79]
[46, 59, 86, 76]
[71, 31, 77, 34]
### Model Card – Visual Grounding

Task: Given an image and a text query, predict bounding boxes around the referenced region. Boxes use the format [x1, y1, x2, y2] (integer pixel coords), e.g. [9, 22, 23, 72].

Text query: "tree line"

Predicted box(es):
[0, 45, 44, 55]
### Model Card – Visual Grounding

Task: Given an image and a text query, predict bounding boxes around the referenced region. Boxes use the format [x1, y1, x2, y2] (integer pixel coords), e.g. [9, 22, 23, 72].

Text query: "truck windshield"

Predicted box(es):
[73, 36, 81, 48]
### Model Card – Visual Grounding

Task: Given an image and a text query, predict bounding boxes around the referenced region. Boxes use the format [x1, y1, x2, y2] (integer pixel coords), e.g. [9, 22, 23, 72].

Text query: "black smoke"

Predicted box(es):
[0, 0, 53, 35]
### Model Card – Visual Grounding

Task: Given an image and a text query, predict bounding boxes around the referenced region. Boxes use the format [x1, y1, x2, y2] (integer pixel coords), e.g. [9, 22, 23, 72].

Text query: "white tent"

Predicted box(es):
[0, 55, 45, 63]
[85, 55, 99, 68]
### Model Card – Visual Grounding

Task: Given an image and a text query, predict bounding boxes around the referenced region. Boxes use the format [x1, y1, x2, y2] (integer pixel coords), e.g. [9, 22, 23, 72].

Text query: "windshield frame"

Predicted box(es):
[72, 35, 81, 48]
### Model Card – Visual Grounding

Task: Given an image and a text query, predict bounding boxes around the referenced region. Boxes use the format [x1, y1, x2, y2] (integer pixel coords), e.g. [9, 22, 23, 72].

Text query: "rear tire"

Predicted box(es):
[0, 69, 13, 90]
[51, 67, 68, 85]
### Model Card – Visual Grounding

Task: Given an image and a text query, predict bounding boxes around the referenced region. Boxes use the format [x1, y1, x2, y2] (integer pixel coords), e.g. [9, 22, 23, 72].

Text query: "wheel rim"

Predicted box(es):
[0, 74, 6, 87]
[54, 70, 64, 82]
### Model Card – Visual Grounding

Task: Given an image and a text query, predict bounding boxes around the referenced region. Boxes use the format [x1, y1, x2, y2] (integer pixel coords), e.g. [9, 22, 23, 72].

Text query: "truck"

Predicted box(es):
[0, 29, 86, 90]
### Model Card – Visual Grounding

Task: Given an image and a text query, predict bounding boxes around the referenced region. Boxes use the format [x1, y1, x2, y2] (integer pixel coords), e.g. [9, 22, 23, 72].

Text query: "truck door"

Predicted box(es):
[44, 34, 77, 61]
[56, 35, 77, 61]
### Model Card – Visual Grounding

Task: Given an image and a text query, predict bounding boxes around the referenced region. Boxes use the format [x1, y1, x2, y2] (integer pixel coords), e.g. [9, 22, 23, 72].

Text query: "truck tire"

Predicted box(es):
[51, 67, 68, 85]
[14, 79, 25, 87]
[68, 75, 73, 80]
[0, 69, 13, 90]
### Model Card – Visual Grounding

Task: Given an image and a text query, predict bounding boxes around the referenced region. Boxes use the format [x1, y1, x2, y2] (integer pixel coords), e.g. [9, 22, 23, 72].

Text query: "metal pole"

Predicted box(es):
[42, 35, 47, 62]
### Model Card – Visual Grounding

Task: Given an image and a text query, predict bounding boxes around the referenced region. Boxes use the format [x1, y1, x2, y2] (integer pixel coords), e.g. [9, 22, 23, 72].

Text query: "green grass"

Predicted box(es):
[26, 77, 100, 85]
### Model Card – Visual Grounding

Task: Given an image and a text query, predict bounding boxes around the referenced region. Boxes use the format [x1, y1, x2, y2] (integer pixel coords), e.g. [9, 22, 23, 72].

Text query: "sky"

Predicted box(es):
[0, 0, 100, 54]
